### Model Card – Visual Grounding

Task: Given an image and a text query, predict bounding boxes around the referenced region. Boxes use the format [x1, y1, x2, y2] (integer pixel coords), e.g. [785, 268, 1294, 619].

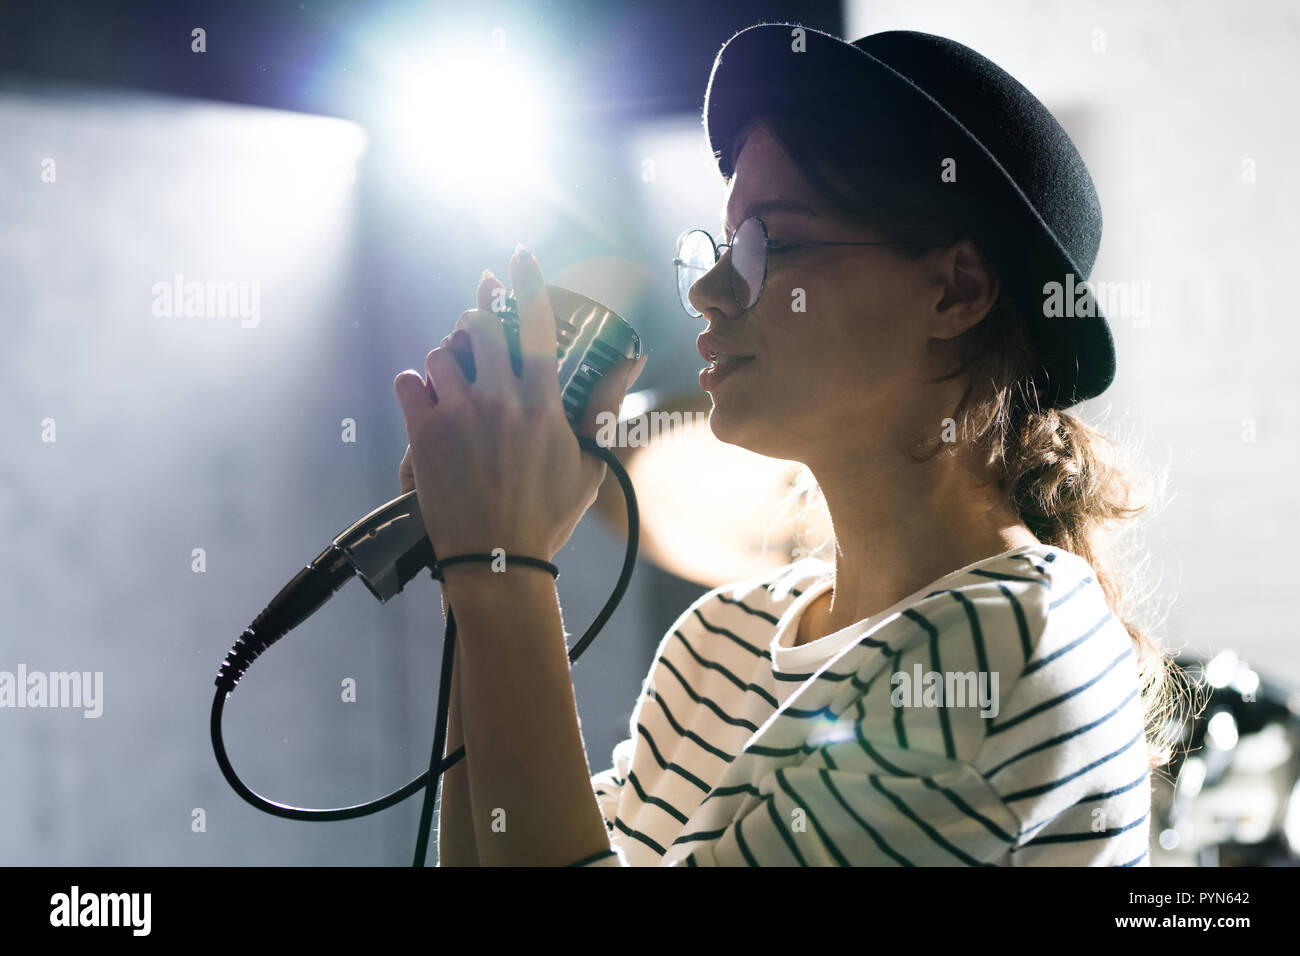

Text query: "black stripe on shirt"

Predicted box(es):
[692, 608, 772, 659]
[924, 776, 1019, 843]
[870, 775, 994, 865]
[891, 649, 908, 749]
[612, 815, 667, 856]
[951, 591, 992, 683]
[1008, 553, 1049, 574]
[1021, 610, 1114, 676]
[764, 791, 808, 865]
[1049, 574, 1094, 609]
[672, 629, 779, 708]
[1019, 769, 1150, 839]
[644, 689, 736, 761]
[1001, 728, 1145, 802]
[968, 568, 1051, 585]
[901, 607, 956, 760]
[669, 772, 885, 864]
[1023, 810, 1149, 847]
[658, 655, 761, 732]
[822, 768, 912, 865]
[626, 769, 691, 824]
[777, 702, 838, 721]
[851, 696, 920, 777]
[715, 592, 781, 624]
[997, 581, 1036, 661]
[775, 768, 850, 865]
[1076, 771, 1151, 804]
[984, 685, 1141, 777]
[987, 646, 1135, 736]
[734, 810, 760, 865]
[634, 721, 711, 793]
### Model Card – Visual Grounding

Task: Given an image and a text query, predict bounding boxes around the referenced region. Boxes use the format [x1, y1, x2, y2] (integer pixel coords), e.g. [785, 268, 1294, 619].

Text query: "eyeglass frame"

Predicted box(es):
[673, 215, 946, 317]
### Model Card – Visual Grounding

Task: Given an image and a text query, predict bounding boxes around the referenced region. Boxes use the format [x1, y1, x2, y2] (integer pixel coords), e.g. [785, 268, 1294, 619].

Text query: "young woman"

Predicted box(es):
[393, 25, 1181, 866]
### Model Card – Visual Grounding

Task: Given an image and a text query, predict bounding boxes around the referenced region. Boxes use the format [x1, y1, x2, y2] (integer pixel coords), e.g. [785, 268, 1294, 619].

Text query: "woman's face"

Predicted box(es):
[688, 122, 970, 465]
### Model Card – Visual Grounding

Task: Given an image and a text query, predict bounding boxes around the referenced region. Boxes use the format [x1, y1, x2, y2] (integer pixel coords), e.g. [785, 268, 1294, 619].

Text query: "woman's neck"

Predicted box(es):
[799, 441, 1039, 644]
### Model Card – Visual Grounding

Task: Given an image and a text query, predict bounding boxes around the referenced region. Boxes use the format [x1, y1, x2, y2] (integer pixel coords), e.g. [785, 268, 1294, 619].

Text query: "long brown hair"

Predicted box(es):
[731, 111, 1200, 771]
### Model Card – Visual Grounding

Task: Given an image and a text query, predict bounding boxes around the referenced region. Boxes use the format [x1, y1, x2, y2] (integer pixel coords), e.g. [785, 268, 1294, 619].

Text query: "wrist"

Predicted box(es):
[433, 549, 557, 579]
[439, 559, 563, 654]
[436, 553, 558, 604]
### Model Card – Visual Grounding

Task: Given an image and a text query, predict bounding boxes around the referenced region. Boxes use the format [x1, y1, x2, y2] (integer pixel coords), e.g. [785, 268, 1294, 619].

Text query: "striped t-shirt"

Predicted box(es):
[572, 543, 1152, 866]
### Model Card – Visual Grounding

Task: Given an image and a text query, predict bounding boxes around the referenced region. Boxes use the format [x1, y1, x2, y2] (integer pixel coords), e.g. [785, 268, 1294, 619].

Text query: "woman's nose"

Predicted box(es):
[687, 253, 739, 321]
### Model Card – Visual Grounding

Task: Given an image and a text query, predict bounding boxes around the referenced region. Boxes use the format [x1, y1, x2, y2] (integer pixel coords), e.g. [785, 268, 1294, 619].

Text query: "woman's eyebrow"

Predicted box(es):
[722, 199, 820, 236]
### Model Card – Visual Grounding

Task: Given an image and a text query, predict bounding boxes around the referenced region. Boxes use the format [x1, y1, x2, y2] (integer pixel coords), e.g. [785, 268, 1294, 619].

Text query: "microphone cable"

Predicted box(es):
[209, 435, 639, 864]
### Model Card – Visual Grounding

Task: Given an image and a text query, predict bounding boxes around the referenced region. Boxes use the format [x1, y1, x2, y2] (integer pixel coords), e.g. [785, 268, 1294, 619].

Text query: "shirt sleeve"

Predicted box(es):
[590, 736, 634, 831]
[569, 736, 635, 866]
[680, 740, 1022, 866]
[568, 581, 748, 867]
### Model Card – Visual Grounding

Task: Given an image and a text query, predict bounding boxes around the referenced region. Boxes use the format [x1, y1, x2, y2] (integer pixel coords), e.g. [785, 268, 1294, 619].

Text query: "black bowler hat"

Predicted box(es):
[702, 23, 1116, 409]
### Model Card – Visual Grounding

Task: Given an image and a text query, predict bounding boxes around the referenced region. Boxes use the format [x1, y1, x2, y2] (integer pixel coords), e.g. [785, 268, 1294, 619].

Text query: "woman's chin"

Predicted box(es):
[705, 403, 736, 442]
[707, 400, 804, 463]
[707, 401, 759, 450]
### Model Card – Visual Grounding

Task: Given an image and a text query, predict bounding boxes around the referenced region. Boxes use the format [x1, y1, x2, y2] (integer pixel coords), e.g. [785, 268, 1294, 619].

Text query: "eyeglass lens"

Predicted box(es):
[729, 217, 765, 310]
[676, 229, 714, 318]
[676, 217, 768, 316]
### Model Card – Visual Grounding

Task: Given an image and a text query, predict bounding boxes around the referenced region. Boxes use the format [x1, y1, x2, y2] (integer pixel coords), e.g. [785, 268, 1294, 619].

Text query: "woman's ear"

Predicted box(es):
[929, 238, 1000, 339]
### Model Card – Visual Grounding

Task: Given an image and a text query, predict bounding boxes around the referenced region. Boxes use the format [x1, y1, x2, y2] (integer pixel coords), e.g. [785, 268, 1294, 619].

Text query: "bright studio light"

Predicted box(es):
[388, 52, 550, 191]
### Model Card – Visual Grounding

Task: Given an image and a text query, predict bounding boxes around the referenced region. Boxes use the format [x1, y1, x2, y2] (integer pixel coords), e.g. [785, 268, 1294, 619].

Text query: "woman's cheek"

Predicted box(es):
[763, 274, 815, 329]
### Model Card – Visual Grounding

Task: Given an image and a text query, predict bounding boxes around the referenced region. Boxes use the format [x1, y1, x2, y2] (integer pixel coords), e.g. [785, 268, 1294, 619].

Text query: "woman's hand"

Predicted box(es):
[394, 247, 647, 563]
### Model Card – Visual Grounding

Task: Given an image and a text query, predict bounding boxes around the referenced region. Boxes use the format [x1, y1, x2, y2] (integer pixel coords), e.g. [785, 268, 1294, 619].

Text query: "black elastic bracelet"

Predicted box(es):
[429, 552, 559, 582]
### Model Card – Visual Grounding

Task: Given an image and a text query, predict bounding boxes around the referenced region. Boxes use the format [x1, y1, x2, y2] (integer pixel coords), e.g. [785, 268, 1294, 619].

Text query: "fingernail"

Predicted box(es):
[480, 268, 497, 285]
[513, 244, 532, 265]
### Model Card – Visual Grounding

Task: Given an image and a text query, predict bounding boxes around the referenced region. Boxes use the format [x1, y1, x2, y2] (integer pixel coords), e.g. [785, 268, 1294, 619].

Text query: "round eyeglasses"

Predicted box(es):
[673, 215, 944, 318]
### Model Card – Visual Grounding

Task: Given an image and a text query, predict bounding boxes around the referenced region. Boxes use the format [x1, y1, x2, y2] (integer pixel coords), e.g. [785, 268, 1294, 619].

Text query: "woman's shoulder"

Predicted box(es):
[644, 557, 832, 665]
[902, 543, 1124, 665]
[803, 543, 1133, 723]
[666, 556, 833, 630]
[668, 542, 1105, 621]
[908, 544, 1146, 765]
[657, 543, 1126, 681]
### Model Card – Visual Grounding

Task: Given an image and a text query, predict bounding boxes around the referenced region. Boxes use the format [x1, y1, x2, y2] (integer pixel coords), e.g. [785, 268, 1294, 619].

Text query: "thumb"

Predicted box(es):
[574, 354, 647, 443]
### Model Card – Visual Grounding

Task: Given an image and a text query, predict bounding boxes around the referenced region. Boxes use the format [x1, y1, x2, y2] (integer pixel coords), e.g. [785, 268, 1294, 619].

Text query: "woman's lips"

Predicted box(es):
[700, 354, 755, 391]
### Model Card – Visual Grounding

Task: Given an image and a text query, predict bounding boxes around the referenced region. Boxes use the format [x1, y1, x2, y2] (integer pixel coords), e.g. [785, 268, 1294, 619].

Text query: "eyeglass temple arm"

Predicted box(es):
[768, 240, 945, 249]
[674, 240, 945, 265]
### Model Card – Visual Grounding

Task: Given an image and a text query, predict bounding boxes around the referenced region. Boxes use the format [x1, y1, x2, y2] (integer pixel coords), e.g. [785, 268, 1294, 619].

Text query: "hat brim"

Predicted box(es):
[703, 23, 1116, 408]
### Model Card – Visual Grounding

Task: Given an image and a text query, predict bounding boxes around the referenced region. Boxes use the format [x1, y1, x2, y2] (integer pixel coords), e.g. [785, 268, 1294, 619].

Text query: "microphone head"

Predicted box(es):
[497, 286, 642, 426]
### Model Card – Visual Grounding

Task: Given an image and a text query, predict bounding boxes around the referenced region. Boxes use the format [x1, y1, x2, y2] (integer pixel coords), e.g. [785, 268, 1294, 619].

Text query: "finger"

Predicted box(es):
[626, 351, 648, 389]
[399, 443, 415, 494]
[579, 451, 609, 513]
[453, 309, 512, 394]
[477, 269, 506, 315]
[394, 369, 435, 430]
[508, 245, 560, 396]
[424, 339, 471, 405]
[573, 353, 646, 442]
